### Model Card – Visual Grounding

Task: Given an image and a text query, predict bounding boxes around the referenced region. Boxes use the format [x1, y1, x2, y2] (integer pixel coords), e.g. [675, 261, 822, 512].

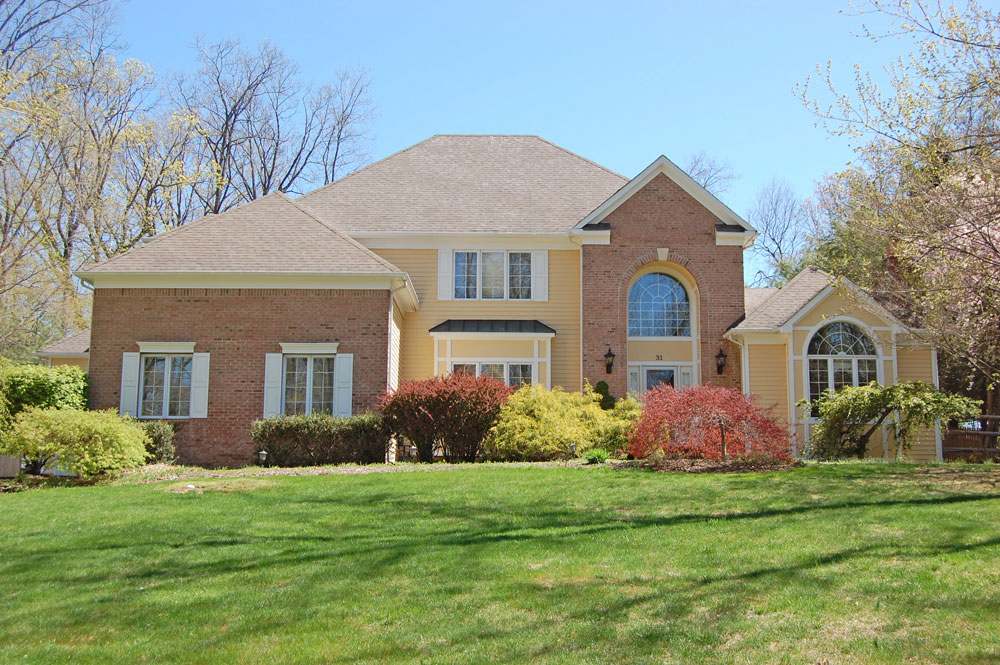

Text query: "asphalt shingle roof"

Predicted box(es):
[38, 329, 90, 354]
[737, 268, 833, 330]
[79, 193, 403, 275]
[298, 135, 630, 234]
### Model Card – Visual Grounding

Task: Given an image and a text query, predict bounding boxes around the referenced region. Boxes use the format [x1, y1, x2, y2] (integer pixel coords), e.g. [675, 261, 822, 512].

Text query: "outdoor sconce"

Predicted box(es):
[257, 449, 268, 466]
[715, 348, 728, 375]
[604, 347, 616, 374]
[408, 444, 417, 458]
[570, 442, 577, 457]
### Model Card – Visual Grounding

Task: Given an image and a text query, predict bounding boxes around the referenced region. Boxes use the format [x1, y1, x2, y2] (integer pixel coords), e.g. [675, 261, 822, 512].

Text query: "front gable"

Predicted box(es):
[572, 155, 756, 248]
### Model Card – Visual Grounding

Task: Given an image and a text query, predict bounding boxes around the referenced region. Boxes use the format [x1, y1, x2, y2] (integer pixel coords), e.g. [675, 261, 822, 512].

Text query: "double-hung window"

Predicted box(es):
[283, 355, 335, 415]
[454, 251, 532, 300]
[451, 361, 533, 387]
[140, 354, 192, 418]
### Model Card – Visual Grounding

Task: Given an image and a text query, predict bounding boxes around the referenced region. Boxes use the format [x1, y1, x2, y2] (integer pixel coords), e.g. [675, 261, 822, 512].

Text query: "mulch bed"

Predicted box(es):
[609, 457, 800, 474]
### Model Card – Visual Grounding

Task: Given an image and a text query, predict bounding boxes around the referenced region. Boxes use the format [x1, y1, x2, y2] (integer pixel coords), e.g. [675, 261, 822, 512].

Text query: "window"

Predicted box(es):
[140, 354, 192, 418]
[628, 273, 691, 337]
[454, 251, 532, 300]
[807, 322, 879, 408]
[450, 361, 533, 387]
[283, 355, 335, 415]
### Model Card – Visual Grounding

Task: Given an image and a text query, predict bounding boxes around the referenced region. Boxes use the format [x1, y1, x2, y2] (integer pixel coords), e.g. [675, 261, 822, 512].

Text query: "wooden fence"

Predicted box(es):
[943, 415, 1000, 461]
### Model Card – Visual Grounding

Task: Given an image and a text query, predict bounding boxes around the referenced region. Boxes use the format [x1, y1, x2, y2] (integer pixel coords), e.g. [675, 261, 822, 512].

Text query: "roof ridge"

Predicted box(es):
[279, 194, 404, 274]
[298, 136, 441, 203]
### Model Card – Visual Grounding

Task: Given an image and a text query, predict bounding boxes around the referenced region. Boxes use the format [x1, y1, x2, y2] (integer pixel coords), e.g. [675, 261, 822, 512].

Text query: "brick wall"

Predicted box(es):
[90, 288, 391, 467]
[582, 172, 745, 396]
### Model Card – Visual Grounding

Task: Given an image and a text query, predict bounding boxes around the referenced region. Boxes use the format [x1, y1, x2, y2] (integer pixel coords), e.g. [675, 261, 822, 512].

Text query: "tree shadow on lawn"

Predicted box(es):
[5, 488, 1000, 664]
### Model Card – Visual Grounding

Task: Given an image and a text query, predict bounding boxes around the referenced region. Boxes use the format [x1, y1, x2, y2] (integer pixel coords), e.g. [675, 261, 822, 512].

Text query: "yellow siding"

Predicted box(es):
[747, 343, 789, 427]
[450, 339, 536, 358]
[897, 345, 939, 461]
[795, 291, 889, 329]
[373, 248, 581, 390]
[627, 340, 694, 363]
[50, 357, 89, 371]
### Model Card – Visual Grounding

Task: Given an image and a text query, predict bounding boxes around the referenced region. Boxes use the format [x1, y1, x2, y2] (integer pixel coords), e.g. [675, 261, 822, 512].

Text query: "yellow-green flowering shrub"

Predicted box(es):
[0, 408, 149, 477]
[482, 385, 639, 461]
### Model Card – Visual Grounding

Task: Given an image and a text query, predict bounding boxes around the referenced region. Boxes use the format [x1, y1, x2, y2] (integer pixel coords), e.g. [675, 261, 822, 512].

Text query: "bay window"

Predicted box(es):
[450, 361, 533, 387]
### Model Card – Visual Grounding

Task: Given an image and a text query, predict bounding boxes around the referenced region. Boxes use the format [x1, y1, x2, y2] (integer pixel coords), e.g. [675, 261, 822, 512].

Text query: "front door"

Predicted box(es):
[628, 364, 694, 394]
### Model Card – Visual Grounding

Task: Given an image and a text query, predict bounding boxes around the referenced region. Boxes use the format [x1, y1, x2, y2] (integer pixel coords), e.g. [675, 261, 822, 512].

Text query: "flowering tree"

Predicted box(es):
[627, 385, 790, 462]
[378, 373, 513, 463]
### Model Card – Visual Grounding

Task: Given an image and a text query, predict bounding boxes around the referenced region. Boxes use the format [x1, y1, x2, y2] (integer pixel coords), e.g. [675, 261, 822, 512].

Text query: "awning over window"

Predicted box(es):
[429, 319, 555, 335]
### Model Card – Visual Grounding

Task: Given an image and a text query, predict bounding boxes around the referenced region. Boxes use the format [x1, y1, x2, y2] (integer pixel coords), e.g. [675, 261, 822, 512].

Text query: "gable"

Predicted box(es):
[788, 288, 900, 331]
[573, 155, 756, 247]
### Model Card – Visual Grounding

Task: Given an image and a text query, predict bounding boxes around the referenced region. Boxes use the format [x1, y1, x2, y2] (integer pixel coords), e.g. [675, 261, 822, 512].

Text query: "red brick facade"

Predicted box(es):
[89, 288, 391, 467]
[582, 173, 744, 396]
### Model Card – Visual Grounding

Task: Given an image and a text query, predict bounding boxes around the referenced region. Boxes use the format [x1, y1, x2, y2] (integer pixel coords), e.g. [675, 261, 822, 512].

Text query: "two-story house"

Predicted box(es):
[72, 135, 941, 466]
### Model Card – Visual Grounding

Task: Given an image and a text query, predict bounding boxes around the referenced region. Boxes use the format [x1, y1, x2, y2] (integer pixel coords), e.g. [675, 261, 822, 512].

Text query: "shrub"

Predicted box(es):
[250, 412, 390, 467]
[143, 420, 177, 464]
[482, 385, 640, 462]
[593, 381, 615, 410]
[0, 362, 89, 424]
[583, 447, 610, 464]
[803, 381, 981, 459]
[379, 374, 513, 462]
[628, 385, 790, 462]
[0, 408, 149, 478]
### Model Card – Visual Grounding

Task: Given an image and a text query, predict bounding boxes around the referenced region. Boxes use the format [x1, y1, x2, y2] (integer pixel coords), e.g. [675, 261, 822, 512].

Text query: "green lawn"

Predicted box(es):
[3, 463, 1000, 664]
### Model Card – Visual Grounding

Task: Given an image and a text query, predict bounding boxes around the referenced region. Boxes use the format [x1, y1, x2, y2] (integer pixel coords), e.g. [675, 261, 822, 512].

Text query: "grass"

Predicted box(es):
[2, 462, 1000, 664]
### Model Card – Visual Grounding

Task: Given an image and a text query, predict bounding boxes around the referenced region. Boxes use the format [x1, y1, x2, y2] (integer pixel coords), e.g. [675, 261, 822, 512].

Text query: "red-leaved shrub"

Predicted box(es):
[627, 385, 790, 462]
[379, 372, 514, 462]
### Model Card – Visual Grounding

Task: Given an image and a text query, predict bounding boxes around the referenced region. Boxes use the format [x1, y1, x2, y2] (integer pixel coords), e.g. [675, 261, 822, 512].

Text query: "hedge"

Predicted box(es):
[0, 361, 89, 428]
[250, 412, 390, 467]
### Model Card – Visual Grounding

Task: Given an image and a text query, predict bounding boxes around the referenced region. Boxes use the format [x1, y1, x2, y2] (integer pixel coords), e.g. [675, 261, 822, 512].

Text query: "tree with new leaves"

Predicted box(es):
[799, 0, 1000, 412]
[803, 381, 981, 459]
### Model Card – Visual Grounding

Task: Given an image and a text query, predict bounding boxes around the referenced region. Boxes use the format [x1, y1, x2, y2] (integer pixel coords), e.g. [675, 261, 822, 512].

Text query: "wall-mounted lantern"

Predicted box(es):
[258, 449, 268, 466]
[715, 348, 728, 375]
[604, 347, 616, 374]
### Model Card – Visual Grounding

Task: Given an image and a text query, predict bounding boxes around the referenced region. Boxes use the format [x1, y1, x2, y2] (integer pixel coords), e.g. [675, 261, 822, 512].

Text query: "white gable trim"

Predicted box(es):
[779, 284, 907, 334]
[572, 155, 757, 235]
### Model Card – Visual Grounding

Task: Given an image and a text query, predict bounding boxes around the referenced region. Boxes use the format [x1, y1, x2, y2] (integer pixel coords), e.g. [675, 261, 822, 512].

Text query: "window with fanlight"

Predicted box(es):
[627, 273, 691, 338]
[807, 322, 880, 409]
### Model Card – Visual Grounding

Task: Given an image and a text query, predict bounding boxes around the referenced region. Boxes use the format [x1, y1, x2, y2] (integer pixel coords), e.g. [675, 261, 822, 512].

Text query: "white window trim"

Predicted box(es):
[281, 354, 336, 415]
[137, 341, 195, 353]
[279, 342, 340, 354]
[434, 337, 552, 388]
[801, 316, 884, 426]
[626, 361, 698, 394]
[449, 360, 536, 387]
[453, 250, 533, 301]
[138, 353, 193, 420]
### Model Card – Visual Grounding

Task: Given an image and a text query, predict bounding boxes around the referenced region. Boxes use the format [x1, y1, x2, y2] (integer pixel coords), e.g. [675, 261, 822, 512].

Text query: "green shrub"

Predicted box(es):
[593, 381, 615, 410]
[143, 420, 177, 464]
[0, 408, 149, 478]
[0, 362, 89, 425]
[583, 448, 610, 464]
[250, 412, 390, 467]
[482, 385, 640, 462]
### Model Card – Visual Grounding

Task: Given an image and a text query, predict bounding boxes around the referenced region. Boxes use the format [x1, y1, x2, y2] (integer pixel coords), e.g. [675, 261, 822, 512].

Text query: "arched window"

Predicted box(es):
[628, 273, 690, 337]
[807, 322, 879, 405]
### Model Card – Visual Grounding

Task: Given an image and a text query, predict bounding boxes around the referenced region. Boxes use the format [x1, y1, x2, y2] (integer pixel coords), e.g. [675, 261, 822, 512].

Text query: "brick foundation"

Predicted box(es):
[89, 288, 391, 467]
[582, 173, 745, 396]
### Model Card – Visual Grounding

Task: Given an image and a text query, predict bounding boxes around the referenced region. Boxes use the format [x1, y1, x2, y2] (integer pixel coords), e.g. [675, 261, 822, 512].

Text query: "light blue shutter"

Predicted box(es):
[190, 353, 210, 418]
[120, 352, 140, 416]
[263, 353, 283, 417]
[333, 354, 353, 417]
[437, 249, 453, 301]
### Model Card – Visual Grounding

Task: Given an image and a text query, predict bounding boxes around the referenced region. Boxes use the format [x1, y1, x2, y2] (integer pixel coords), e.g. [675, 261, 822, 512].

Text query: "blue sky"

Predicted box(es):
[118, 0, 925, 275]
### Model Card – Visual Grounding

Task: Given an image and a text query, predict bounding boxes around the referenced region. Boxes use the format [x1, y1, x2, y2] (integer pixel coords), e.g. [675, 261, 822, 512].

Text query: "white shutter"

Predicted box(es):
[333, 353, 353, 417]
[531, 250, 548, 301]
[437, 249, 453, 301]
[190, 353, 210, 418]
[628, 367, 640, 395]
[679, 367, 693, 388]
[120, 352, 140, 416]
[263, 353, 283, 418]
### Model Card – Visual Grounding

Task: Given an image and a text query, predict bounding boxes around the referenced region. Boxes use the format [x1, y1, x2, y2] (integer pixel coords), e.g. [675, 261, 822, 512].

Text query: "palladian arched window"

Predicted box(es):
[807, 321, 879, 404]
[628, 273, 690, 337]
